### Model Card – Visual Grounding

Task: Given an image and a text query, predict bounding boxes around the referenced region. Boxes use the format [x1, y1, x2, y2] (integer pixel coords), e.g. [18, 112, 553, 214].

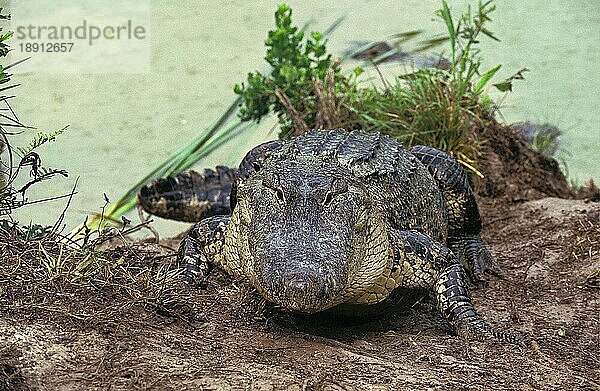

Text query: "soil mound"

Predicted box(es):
[474, 123, 574, 201]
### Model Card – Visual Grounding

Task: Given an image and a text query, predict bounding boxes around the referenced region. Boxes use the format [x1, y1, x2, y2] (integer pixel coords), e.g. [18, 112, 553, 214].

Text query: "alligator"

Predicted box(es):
[139, 129, 521, 343]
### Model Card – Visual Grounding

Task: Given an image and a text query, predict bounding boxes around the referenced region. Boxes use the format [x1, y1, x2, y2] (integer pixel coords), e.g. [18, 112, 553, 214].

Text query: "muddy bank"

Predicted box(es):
[1, 195, 599, 390]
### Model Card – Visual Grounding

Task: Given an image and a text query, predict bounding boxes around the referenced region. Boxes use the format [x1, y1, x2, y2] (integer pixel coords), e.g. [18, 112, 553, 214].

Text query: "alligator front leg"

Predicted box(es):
[390, 229, 523, 344]
[177, 215, 229, 284]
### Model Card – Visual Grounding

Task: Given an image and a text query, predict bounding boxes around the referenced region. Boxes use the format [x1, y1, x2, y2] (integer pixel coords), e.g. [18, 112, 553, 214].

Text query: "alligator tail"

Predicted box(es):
[138, 166, 237, 222]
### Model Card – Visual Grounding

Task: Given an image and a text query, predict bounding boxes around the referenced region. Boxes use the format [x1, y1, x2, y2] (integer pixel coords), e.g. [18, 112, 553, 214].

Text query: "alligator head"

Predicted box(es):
[233, 157, 388, 313]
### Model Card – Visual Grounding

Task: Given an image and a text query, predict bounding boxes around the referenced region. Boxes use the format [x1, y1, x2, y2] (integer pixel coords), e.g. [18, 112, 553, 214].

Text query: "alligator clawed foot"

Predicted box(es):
[472, 242, 505, 283]
[452, 235, 505, 284]
[176, 270, 210, 290]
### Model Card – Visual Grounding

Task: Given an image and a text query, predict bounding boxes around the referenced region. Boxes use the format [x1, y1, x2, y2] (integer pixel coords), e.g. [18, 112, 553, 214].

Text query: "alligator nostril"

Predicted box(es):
[285, 275, 312, 295]
[282, 271, 327, 301]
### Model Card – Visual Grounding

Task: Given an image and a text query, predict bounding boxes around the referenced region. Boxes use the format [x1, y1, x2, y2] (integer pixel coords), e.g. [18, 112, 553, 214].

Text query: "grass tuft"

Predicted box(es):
[0, 220, 200, 324]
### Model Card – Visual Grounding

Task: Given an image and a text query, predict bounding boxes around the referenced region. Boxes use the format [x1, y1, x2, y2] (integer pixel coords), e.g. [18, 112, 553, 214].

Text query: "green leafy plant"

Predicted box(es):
[437, 0, 501, 95]
[235, 4, 356, 138]
[97, 1, 524, 227]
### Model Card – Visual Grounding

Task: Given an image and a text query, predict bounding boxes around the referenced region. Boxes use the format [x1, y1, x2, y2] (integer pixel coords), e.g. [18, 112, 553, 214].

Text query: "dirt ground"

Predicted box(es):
[0, 195, 598, 391]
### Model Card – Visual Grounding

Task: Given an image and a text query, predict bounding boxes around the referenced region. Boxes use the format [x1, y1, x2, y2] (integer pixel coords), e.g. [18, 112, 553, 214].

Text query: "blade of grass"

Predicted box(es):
[88, 122, 256, 223]
[174, 119, 255, 171]
[474, 64, 501, 93]
[322, 14, 347, 37]
[438, 0, 456, 71]
[371, 48, 400, 65]
[343, 41, 381, 60]
[388, 30, 424, 42]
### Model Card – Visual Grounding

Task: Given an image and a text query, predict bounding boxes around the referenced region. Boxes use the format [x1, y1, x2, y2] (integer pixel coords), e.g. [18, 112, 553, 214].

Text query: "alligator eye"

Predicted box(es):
[252, 161, 261, 171]
[275, 188, 285, 202]
[323, 178, 347, 206]
[323, 192, 334, 206]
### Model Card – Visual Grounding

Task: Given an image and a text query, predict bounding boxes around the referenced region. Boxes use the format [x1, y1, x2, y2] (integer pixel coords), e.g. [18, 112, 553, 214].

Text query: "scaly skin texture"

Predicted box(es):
[160, 129, 520, 343]
[138, 166, 236, 222]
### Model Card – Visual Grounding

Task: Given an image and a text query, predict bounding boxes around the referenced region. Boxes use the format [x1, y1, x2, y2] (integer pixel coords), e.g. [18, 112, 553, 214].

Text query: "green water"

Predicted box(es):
[4, 0, 599, 235]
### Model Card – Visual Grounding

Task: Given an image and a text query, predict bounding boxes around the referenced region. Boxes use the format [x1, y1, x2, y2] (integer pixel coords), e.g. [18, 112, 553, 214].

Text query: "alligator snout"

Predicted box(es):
[278, 269, 330, 313]
[285, 271, 322, 296]
[252, 233, 351, 313]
